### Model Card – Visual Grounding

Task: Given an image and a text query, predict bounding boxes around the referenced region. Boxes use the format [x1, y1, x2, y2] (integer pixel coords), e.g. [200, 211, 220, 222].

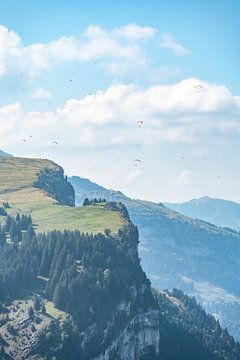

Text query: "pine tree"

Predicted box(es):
[28, 306, 34, 319]
[33, 296, 41, 311]
[25, 225, 35, 240]
[82, 198, 90, 206]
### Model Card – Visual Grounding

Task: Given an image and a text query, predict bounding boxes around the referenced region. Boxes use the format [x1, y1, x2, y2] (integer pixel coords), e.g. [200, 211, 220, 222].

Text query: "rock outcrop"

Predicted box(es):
[94, 308, 160, 360]
[34, 166, 75, 206]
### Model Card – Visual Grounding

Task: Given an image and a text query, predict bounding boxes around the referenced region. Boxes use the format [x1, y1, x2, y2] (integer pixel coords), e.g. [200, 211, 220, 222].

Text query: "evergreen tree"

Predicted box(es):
[82, 198, 90, 206]
[28, 306, 34, 319]
[33, 295, 41, 311]
[25, 225, 35, 240]
[0, 207, 7, 216]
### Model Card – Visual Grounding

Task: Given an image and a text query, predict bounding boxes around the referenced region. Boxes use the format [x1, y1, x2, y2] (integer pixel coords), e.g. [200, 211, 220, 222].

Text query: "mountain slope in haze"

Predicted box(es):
[0, 149, 12, 157]
[69, 176, 240, 340]
[165, 196, 240, 231]
[155, 288, 240, 360]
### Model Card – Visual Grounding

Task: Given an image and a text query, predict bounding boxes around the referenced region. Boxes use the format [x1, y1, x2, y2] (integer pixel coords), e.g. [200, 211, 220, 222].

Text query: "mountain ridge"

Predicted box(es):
[165, 196, 240, 231]
[69, 175, 240, 340]
[0, 149, 13, 157]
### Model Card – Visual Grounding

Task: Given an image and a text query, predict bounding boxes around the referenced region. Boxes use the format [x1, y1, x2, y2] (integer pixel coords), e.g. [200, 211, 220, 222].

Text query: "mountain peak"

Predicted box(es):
[165, 196, 240, 231]
[197, 195, 211, 201]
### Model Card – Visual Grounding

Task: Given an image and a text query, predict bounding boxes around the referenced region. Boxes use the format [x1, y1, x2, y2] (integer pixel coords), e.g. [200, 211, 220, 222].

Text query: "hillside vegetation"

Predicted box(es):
[0, 158, 239, 359]
[0, 157, 125, 234]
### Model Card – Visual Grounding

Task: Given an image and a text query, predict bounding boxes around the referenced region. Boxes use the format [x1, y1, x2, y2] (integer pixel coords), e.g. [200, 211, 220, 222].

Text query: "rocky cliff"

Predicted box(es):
[34, 166, 75, 207]
[94, 308, 160, 360]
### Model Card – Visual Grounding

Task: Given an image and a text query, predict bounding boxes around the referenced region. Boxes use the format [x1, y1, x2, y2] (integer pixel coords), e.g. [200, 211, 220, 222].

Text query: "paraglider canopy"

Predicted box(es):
[194, 84, 203, 93]
[133, 159, 142, 167]
[194, 84, 203, 89]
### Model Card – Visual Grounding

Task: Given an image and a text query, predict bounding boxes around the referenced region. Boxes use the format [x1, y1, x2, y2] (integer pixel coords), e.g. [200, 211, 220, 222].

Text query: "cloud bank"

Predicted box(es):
[160, 33, 191, 56]
[0, 23, 189, 79]
[0, 78, 239, 201]
[1, 78, 239, 154]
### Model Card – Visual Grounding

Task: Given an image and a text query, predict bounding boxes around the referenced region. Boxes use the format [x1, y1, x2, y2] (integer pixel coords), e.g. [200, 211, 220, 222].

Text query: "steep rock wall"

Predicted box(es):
[93, 307, 160, 360]
[34, 166, 75, 206]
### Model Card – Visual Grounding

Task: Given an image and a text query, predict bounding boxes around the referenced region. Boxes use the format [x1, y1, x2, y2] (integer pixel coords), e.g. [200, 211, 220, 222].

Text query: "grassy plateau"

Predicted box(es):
[0, 157, 125, 234]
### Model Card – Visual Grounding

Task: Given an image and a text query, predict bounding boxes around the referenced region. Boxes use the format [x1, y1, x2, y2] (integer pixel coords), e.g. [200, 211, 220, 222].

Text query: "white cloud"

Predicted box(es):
[32, 88, 52, 99]
[0, 23, 192, 81]
[0, 24, 156, 79]
[171, 170, 196, 186]
[1, 78, 240, 201]
[0, 25, 21, 76]
[160, 33, 191, 56]
[116, 23, 155, 39]
[192, 148, 210, 158]
[1, 78, 240, 149]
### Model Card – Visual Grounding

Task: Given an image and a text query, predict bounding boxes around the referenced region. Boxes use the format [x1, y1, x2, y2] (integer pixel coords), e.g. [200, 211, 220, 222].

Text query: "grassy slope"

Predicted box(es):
[0, 157, 125, 234]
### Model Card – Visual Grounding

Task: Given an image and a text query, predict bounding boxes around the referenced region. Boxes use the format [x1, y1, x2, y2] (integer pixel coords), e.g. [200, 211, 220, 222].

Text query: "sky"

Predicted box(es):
[0, 0, 239, 202]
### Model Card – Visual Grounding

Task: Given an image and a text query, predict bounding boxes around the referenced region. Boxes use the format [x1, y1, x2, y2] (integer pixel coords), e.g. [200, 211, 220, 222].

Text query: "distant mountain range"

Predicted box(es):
[69, 176, 240, 340]
[0, 149, 12, 157]
[165, 196, 240, 231]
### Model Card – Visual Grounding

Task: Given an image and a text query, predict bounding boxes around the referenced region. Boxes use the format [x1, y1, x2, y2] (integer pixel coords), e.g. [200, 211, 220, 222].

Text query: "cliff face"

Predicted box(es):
[45, 219, 161, 360]
[94, 308, 160, 360]
[78, 222, 160, 359]
[34, 166, 75, 207]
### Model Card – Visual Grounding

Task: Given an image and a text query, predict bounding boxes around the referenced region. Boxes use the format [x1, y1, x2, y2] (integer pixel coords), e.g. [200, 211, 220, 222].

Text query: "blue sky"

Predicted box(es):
[1, 0, 238, 90]
[0, 0, 239, 202]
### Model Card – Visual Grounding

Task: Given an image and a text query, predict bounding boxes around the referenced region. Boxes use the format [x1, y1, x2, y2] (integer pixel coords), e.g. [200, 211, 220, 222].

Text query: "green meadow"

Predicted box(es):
[0, 157, 125, 234]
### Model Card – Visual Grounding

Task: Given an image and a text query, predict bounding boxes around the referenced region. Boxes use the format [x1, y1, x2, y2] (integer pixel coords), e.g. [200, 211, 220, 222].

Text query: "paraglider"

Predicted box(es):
[133, 159, 142, 167]
[137, 120, 144, 127]
[69, 72, 75, 84]
[194, 84, 203, 93]
[21, 138, 27, 145]
[51, 141, 58, 145]
[194, 84, 203, 89]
